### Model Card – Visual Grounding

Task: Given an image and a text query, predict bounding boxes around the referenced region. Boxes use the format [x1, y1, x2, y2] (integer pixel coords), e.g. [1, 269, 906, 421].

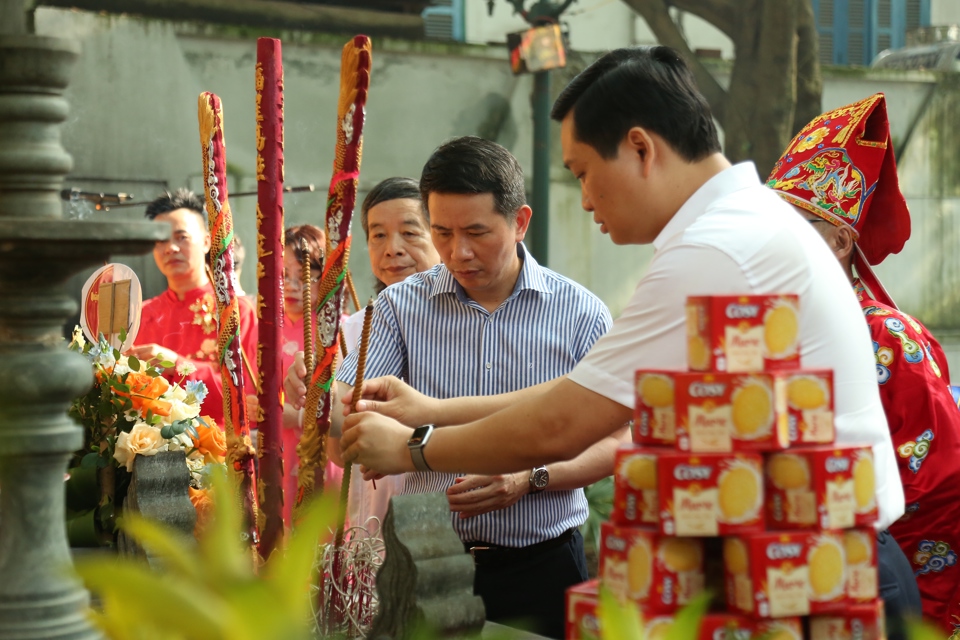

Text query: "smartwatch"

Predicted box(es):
[529, 466, 549, 493]
[407, 424, 435, 472]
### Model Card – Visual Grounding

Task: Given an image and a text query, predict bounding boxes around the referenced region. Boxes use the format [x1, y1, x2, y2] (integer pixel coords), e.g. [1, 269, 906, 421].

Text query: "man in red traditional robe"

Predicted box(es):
[770, 93, 960, 633]
[129, 189, 258, 428]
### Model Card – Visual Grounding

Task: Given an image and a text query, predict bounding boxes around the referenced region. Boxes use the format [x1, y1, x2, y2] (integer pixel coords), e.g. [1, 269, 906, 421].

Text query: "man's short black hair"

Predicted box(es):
[419, 136, 526, 220]
[360, 177, 425, 239]
[144, 188, 207, 224]
[551, 46, 721, 162]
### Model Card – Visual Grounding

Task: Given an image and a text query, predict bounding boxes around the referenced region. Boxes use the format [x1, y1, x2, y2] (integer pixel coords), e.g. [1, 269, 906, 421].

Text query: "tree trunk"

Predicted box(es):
[793, 0, 824, 136]
[621, 0, 823, 174]
[724, 0, 799, 174]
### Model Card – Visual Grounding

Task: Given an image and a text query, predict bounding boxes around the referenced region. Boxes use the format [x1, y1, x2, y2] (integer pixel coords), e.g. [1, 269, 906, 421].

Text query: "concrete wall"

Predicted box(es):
[36, 7, 960, 373]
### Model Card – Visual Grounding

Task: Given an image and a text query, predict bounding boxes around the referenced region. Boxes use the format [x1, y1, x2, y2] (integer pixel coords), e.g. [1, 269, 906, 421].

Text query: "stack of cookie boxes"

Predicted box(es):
[566, 295, 886, 640]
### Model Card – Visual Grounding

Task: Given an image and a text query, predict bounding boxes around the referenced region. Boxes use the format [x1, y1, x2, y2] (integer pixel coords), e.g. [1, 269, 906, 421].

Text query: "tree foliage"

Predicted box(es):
[621, 0, 824, 175]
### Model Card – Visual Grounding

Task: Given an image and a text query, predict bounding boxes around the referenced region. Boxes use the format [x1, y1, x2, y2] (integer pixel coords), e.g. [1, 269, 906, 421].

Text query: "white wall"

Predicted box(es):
[932, 0, 960, 25]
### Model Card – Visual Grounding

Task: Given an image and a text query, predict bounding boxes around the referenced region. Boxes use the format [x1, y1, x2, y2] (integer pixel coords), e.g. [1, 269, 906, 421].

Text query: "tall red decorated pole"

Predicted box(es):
[296, 36, 371, 519]
[198, 92, 260, 554]
[254, 37, 285, 559]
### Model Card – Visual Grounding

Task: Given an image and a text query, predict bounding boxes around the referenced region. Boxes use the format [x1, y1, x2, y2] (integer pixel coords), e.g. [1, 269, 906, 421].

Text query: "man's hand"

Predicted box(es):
[342, 375, 438, 427]
[245, 394, 260, 422]
[340, 411, 415, 475]
[283, 351, 307, 409]
[446, 473, 528, 519]
[127, 343, 180, 369]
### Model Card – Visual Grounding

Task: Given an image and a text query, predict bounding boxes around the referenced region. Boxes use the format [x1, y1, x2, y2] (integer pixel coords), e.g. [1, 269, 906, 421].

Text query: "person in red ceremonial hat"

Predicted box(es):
[129, 188, 259, 429]
[769, 93, 960, 632]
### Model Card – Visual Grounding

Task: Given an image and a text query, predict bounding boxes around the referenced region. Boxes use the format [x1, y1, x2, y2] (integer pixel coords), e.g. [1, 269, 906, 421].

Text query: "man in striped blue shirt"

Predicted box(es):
[335, 137, 622, 638]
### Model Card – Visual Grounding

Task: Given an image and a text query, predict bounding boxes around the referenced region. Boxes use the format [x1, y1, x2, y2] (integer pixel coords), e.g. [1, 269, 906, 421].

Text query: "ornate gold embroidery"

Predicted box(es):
[190, 293, 218, 334]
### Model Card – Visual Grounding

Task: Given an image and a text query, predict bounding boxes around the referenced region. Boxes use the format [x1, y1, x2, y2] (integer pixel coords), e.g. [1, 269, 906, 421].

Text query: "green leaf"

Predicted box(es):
[128, 356, 141, 372]
[597, 586, 644, 639]
[112, 348, 121, 360]
[160, 425, 174, 439]
[159, 360, 176, 369]
[119, 327, 127, 343]
[664, 590, 712, 640]
[80, 452, 99, 469]
[907, 618, 953, 640]
[119, 515, 201, 581]
[146, 369, 161, 378]
[72, 556, 228, 639]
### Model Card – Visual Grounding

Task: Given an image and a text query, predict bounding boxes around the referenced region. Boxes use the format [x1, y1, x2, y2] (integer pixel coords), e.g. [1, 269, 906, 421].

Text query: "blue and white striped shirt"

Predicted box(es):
[337, 244, 612, 547]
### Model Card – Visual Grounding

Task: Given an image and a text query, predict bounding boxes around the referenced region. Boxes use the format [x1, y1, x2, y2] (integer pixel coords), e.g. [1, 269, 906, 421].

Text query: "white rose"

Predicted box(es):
[113, 358, 131, 377]
[165, 384, 187, 403]
[166, 398, 201, 424]
[113, 422, 166, 472]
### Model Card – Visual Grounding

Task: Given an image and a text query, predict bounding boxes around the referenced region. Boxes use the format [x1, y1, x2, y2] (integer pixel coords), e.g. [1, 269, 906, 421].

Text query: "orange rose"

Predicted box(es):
[192, 420, 227, 461]
[189, 487, 214, 538]
[122, 373, 172, 416]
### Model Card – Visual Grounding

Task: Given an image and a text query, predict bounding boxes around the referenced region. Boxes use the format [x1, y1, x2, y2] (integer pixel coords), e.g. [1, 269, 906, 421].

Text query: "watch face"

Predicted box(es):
[409, 425, 432, 446]
[532, 467, 549, 489]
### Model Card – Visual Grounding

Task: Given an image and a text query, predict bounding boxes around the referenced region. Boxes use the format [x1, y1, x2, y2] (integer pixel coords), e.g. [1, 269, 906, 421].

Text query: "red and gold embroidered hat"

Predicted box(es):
[766, 93, 910, 308]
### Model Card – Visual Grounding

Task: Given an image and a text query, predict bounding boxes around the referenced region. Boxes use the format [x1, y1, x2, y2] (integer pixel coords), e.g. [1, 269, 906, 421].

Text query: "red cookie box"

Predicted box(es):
[809, 599, 886, 640]
[658, 451, 765, 537]
[674, 372, 789, 453]
[565, 579, 599, 640]
[640, 613, 803, 639]
[686, 294, 801, 373]
[612, 444, 661, 526]
[765, 445, 878, 531]
[844, 528, 879, 603]
[598, 522, 705, 613]
[698, 614, 803, 640]
[634, 370, 680, 446]
[783, 370, 835, 445]
[724, 530, 847, 619]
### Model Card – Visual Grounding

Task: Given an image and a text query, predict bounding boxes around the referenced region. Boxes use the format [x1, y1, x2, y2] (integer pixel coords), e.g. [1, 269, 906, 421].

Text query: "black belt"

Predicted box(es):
[464, 528, 576, 566]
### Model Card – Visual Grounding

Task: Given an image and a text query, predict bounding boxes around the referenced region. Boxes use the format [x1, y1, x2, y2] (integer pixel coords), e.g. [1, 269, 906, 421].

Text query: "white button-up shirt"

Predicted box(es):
[568, 162, 905, 530]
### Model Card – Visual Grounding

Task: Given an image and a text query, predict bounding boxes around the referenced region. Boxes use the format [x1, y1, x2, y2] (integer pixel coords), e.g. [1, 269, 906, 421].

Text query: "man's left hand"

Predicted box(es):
[341, 411, 415, 475]
[446, 473, 528, 519]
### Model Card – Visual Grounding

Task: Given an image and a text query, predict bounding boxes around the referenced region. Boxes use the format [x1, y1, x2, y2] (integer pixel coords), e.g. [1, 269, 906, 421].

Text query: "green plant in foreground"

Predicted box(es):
[72, 469, 335, 640]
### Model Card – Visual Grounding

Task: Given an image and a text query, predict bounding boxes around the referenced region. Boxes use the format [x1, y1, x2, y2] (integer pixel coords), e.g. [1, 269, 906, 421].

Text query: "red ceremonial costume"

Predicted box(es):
[769, 93, 960, 632]
[137, 284, 259, 428]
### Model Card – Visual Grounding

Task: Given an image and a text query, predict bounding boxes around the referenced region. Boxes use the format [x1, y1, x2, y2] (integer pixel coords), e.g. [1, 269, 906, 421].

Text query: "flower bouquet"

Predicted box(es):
[65, 327, 226, 546]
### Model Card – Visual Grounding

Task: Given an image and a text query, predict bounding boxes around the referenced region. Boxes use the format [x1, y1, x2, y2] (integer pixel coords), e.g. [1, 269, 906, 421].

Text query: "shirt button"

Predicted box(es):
[485, 362, 492, 369]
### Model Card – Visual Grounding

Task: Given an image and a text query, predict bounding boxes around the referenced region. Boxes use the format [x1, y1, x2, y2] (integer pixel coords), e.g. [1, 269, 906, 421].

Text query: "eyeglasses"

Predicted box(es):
[283, 274, 321, 287]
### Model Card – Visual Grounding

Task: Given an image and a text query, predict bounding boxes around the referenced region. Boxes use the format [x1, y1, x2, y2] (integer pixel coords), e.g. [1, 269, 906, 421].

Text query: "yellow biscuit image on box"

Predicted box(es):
[659, 537, 702, 573]
[768, 453, 810, 491]
[853, 451, 876, 513]
[808, 537, 845, 600]
[688, 334, 710, 370]
[844, 530, 872, 565]
[787, 376, 828, 410]
[731, 379, 773, 438]
[764, 300, 799, 357]
[645, 619, 673, 640]
[623, 455, 657, 491]
[627, 537, 653, 598]
[724, 537, 749, 575]
[718, 459, 762, 523]
[764, 624, 802, 640]
[638, 374, 674, 409]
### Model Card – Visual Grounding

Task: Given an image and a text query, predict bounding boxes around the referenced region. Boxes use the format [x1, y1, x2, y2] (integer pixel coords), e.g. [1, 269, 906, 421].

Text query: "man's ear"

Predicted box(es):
[513, 204, 533, 242]
[203, 232, 212, 254]
[625, 126, 656, 178]
[827, 224, 856, 263]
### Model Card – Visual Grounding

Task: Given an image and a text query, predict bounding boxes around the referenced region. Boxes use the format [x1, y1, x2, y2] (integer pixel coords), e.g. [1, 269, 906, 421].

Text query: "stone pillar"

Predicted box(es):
[0, 30, 165, 639]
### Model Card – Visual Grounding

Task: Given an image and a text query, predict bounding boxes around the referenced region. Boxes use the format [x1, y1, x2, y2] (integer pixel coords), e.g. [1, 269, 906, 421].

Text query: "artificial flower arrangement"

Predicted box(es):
[65, 326, 226, 545]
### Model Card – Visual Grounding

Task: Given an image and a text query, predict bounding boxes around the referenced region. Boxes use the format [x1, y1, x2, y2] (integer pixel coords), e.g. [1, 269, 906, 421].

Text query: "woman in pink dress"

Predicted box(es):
[279, 224, 343, 527]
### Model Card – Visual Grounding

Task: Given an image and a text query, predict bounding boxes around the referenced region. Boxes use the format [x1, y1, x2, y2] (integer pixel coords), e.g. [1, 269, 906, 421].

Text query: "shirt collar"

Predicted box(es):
[429, 242, 552, 301]
[653, 162, 762, 251]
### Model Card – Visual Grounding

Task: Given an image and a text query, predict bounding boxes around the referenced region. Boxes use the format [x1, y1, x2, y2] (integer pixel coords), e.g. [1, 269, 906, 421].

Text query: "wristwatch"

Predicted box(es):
[529, 466, 549, 493]
[407, 424, 435, 472]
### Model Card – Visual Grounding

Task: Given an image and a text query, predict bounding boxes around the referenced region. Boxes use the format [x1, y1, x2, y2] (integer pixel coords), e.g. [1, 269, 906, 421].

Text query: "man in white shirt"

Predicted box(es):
[336, 46, 912, 629]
